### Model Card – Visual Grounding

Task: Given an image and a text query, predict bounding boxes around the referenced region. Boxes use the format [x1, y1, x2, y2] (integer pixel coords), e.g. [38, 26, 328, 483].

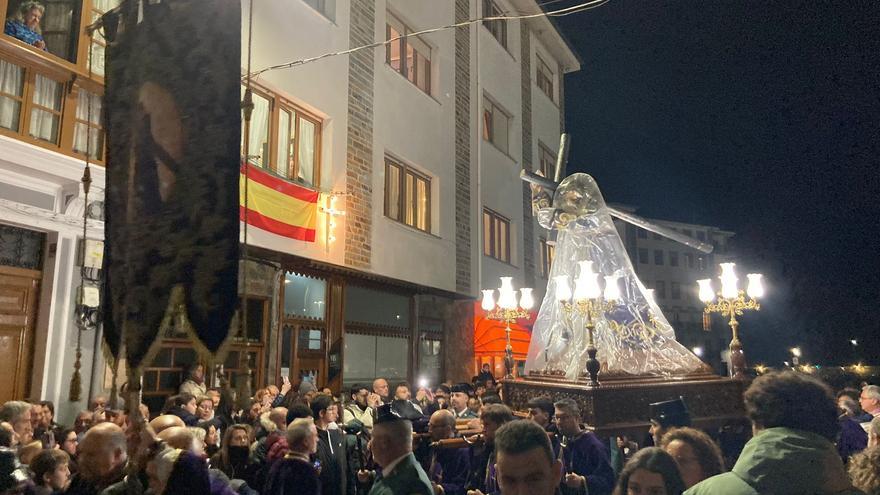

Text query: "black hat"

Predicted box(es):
[450, 383, 474, 395]
[391, 400, 424, 421]
[0, 447, 28, 491]
[375, 403, 406, 424]
[649, 397, 691, 428]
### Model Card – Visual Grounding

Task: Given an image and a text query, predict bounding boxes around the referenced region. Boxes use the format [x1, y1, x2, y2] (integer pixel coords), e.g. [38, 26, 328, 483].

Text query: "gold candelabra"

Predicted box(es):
[698, 263, 764, 380]
[554, 260, 620, 387]
[481, 278, 534, 379]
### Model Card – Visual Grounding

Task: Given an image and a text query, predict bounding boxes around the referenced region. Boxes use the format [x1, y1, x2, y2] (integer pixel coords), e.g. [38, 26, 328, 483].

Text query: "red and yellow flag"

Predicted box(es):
[239, 163, 319, 241]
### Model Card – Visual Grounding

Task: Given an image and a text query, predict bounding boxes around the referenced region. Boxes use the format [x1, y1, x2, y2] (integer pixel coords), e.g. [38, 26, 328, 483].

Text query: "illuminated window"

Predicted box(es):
[386, 13, 431, 94]
[483, 208, 510, 263]
[385, 157, 431, 232]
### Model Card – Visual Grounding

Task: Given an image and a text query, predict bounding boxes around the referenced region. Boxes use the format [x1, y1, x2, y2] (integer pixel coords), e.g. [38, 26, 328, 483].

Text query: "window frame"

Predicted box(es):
[483, 207, 511, 263]
[539, 236, 555, 277]
[535, 53, 554, 102]
[240, 82, 323, 188]
[653, 249, 664, 265]
[482, 0, 507, 49]
[384, 156, 432, 233]
[385, 12, 432, 95]
[482, 95, 510, 154]
[538, 141, 555, 178]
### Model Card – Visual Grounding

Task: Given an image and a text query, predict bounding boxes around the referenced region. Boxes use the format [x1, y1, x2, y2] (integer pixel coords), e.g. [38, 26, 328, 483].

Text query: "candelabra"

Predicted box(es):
[554, 261, 620, 387]
[481, 277, 534, 379]
[698, 263, 764, 380]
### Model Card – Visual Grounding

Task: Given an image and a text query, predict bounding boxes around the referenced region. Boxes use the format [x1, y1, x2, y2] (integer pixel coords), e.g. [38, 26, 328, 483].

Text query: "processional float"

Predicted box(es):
[503, 135, 746, 437]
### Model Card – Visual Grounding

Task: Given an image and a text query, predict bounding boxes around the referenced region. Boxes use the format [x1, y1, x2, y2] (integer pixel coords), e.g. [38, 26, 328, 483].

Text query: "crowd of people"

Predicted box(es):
[0, 363, 879, 494]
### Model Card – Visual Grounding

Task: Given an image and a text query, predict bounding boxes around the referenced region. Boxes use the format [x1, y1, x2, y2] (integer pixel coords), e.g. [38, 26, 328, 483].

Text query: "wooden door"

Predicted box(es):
[0, 266, 40, 403]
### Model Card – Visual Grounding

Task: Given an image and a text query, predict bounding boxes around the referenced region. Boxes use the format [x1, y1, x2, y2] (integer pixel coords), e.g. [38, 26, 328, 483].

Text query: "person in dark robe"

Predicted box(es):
[553, 398, 615, 495]
[466, 405, 514, 494]
[263, 418, 320, 495]
[311, 395, 347, 495]
[427, 410, 470, 495]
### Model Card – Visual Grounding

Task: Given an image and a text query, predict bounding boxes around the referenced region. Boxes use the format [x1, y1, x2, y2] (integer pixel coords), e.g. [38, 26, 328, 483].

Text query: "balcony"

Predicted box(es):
[0, 0, 113, 164]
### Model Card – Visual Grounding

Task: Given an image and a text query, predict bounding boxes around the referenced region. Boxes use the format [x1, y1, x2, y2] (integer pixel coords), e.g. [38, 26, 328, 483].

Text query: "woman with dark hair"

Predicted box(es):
[165, 394, 199, 427]
[659, 428, 724, 488]
[613, 447, 686, 495]
[58, 428, 78, 475]
[210, 424, 259, 488]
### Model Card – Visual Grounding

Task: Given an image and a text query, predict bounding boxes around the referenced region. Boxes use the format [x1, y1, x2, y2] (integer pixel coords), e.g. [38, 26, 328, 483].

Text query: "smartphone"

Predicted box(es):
[282, 375, 290, 385]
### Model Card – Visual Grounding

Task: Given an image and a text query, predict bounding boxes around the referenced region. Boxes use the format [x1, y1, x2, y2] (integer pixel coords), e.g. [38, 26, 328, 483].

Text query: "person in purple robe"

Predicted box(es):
[427, 410, 470, 495]
[263, 418, 321, 495]
[553, 398, 615, 495]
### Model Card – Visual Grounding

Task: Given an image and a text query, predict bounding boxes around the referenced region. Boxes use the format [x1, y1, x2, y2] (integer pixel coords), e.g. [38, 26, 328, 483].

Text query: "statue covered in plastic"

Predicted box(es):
[525, 173, 707, 380]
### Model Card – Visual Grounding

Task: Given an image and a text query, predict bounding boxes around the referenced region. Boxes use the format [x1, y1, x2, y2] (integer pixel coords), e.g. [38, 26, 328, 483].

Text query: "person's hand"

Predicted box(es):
[33, 40, 45, 50]
[433, 483, 445, 495]
[466, 490, 485, 495]
[564, 473, 586, 488]
[367, 393, 381, 408]
[280, 380, 292, 395]
[416, 389, 427, 402]
[92, 407, 106, 424]
[356, 469, 373, 483]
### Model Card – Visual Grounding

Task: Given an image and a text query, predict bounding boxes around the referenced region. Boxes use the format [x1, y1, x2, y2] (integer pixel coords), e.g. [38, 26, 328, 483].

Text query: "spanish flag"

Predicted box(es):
[240, 163, 319, 241]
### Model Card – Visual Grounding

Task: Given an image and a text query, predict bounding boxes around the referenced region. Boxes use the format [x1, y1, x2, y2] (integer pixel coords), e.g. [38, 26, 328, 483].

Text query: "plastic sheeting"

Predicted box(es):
[524, 174, 705, 379]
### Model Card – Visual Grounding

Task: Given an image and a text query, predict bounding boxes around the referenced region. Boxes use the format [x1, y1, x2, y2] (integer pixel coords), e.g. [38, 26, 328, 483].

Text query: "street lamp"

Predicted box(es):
[481, 277, 534, 379]
[790, 347, 801, 366]
[554, 261, 620, 387]
[698, 263, 763, 379]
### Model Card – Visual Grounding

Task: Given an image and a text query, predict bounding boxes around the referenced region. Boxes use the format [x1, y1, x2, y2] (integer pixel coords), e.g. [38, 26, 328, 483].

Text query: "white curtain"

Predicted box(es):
[246, 92, 270, 167]
[43, 0, 74, 60]
[29, 74, 62, 142]
[297, 117, 315, 185]
[0, 61, 24, 130]
[73, 89, 103, 158]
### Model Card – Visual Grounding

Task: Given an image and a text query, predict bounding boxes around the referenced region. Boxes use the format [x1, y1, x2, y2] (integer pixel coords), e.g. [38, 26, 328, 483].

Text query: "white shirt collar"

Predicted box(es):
[380, 452, 410, 478]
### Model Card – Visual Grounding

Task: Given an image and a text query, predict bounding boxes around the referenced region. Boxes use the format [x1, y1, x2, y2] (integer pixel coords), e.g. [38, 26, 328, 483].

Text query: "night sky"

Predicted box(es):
[554, 1, 880, 365]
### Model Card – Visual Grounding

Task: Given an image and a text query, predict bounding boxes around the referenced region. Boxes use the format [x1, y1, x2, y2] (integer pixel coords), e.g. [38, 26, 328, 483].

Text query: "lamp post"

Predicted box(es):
[481, 277, 534, 379]
[698, 263, 763, 379]
[553, 260, 620, 387]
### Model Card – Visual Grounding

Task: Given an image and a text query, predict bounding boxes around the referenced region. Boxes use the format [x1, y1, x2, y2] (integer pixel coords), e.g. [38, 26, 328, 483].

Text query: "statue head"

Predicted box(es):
[552, 173, 605, 225]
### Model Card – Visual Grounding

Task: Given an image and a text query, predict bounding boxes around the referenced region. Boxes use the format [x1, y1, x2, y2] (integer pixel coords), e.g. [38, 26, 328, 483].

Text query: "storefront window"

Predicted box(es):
[283, 272, 326, 319]
[345, 285, 410, 328]
[343, 333, 408, 388]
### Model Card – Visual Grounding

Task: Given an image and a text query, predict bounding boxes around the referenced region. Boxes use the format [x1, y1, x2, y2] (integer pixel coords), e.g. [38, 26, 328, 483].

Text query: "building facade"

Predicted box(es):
[0, 0, 579, 419]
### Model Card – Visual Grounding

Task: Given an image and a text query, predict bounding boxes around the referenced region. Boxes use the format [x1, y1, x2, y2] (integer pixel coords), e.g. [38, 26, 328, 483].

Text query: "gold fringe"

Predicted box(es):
[69, 348, 82, 401]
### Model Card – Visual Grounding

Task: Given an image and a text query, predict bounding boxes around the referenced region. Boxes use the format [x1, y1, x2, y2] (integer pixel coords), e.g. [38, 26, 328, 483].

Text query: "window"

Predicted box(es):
[241, 86, 271, 168]
[386, 13, 431, 94]
[482, 0, 507, 48]
[671, 282, 681, 300]
[536, 54, 554, 101]
[240, 84, 323, 187]
[72, 88, 103, 160]
[697, 256, 706, 271]
[482, 96, 510, 153]
[302, 0, 335, 21]
[28, 73, 63, 143]
[669, 252, 679, 267]
[283, 272, 327, 320]
[540, 237, 555, 277]
[638, 248, 648, 264]
[277, 106, 320, 186]
[86, 0, 122, 76]
[483, 208, 510, 263]
[385, 157, 431, 232]
[0, 60, 24, 132]
[655, 281, 666, 299]
[684, 253, 694, 269]
[638, 229, 647, 239]
[538, 142, 555, 178]
[654, 250, 664, 265]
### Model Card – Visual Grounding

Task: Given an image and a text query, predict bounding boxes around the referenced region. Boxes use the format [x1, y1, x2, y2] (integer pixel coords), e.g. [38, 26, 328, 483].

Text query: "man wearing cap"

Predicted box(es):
[367, 403, 433, 494]
[449, 384, 477, 420]
[648, 397, 691, 446]
[553, 398, 614, 495]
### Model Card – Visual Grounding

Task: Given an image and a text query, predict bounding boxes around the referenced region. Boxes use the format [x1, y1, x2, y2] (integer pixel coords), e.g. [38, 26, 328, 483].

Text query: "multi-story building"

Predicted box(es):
[612, 205, 735, 373]
[0, 0, 579, 419]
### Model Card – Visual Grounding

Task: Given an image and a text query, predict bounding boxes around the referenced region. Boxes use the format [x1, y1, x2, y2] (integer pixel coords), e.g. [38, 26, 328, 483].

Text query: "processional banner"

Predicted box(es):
[101, 0, 241, 369]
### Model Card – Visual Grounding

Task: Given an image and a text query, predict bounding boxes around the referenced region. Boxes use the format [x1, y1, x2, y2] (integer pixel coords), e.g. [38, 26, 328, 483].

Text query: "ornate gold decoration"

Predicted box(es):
[703, 290, 760, 379]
